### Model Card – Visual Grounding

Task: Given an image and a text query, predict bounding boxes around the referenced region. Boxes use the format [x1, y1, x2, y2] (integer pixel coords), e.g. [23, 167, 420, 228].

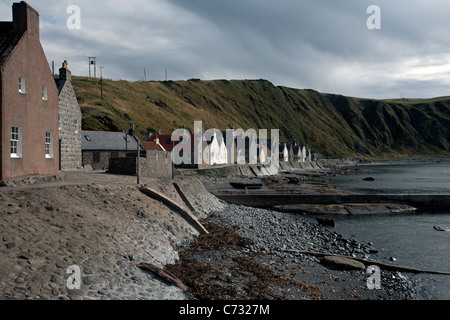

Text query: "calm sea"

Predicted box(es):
[318, 161, 450, 300]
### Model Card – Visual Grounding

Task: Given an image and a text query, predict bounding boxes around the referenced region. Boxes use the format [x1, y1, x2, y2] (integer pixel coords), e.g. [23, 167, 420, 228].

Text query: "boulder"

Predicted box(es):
[320, 255, 365, 271]
[317, 217, 335, 227]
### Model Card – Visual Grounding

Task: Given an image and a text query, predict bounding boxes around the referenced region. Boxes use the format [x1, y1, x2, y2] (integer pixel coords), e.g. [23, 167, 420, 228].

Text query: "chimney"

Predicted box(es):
[128, 123, 136, 137]
[59, 60, 72, 82]
[13, 2, 40, 40]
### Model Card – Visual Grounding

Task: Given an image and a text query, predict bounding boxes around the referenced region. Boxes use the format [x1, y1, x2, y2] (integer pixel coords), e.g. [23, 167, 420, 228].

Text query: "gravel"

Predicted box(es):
[180, 179, 430, 300]
[0, 172, 432, 300]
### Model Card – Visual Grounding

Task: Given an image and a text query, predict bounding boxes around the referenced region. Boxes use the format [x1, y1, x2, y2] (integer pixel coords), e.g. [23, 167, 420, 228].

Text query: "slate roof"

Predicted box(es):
[81, 131, 143, 151]
[0, 22, 24, 66]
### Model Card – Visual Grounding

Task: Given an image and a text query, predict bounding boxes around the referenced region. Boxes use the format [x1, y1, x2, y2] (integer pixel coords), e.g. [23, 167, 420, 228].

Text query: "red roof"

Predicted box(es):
[147, 134, 179, 151]
[141, 141, 165, 151]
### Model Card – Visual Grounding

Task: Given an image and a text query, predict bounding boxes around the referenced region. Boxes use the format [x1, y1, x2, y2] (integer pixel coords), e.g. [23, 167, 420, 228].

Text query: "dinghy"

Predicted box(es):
[433, 226, 450, 232]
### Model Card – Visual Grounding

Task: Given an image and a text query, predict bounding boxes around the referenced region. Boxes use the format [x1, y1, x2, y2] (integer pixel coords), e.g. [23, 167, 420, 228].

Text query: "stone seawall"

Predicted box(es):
[177, 157, 365, 178]
[215, 193, 450, 212]
[108, 151, 173, 179]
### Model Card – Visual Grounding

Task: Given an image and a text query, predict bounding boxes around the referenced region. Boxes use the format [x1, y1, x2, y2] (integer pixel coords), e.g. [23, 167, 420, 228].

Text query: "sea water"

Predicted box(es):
[320, 161, 450, 300]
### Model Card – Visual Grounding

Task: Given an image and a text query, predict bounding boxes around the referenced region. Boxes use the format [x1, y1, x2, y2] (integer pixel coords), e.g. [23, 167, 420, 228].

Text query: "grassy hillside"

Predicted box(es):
[72, 76, 450, 158]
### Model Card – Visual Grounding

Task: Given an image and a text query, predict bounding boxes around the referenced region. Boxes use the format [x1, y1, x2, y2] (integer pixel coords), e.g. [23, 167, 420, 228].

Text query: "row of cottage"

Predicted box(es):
[144, 133, 313, 167]
[0, 2, 314, 183]
[82, 129, 314, 171]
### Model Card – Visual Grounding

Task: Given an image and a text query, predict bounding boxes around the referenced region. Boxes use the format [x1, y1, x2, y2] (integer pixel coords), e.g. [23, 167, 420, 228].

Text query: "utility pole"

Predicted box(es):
[165, 69, 169, 109]
[137, 137, 140, 184]
[144, 69, 147, 82]
[99, 66, 104, 100]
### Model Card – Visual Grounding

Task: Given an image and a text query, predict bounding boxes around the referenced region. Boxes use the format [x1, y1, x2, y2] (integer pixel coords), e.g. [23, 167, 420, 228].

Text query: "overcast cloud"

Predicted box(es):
[2, 0, 450, 99]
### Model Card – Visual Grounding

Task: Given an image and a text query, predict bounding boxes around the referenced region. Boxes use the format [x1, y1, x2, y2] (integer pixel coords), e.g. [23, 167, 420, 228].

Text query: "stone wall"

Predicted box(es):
[140, 151, 173, 179]
[83, 151, 137, 171]
[108, 151, 173, 179]
[108, 157, 136, 175]
[57, 63, 82, 170]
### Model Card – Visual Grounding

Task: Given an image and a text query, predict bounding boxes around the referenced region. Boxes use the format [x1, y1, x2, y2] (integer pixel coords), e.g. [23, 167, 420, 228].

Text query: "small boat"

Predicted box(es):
[229, 182, 263, 190]
[433, 226, 450, 232]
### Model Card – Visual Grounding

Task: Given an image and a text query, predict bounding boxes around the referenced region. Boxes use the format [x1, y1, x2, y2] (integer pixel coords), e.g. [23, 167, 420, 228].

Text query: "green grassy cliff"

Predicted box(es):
[73, 76, 450, 158]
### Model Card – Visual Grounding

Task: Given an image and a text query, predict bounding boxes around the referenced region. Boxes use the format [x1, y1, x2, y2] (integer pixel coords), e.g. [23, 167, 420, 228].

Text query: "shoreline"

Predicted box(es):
[190, 158, 450, 214]
[168, 174, 431, 300]
[169, 160, 450, 300]
[361, 157, 450, 165]
[0, 164, 439, 300]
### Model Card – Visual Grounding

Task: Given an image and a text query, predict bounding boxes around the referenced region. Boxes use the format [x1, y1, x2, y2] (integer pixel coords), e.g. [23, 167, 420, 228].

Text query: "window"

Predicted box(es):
[45, 131, 54, 158]
[19, 76, 26, 93]
[10, 126, 22, 158]
[74, 119, 79, 133]
[58, 114, 62, 130]
[42, 85, 48, 100]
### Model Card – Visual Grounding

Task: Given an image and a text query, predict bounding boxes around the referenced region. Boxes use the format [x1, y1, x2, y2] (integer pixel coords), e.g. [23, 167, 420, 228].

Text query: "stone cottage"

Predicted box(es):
[81, 130, 144, 170]
[0, 2, 59, 182]
[55, 60, 82, 170]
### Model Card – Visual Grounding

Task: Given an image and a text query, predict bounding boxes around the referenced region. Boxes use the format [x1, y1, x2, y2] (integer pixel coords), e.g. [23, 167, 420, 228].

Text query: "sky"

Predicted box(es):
[2, 0, 450, 99]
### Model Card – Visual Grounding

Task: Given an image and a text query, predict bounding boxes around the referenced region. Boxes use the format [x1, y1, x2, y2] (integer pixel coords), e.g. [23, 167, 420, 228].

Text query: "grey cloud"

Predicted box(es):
[5, 0, 450, 98]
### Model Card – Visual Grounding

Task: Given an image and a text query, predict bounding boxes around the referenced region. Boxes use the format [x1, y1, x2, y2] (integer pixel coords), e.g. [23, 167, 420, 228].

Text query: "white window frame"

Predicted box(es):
[10, 125, 23, 158]
[42, 84, 48, 100]
[45, 131, 54, 159]
[19, 76, 26, 94]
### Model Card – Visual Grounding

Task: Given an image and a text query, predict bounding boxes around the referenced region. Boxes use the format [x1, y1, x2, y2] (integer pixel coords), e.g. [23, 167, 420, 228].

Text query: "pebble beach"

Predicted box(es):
[0, 169, 431, 300]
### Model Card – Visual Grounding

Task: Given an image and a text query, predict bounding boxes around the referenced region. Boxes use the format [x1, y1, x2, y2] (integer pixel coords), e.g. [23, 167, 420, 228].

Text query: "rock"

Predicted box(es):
[320, 255, 366, 271]
[317, 217, 335, 227]
[5, 242, 16, 249]
[136, 210, 148, 218]
[17, 251, 33, 260]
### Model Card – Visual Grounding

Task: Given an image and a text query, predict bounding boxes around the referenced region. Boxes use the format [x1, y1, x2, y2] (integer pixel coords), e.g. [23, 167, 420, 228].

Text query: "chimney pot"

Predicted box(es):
[12, 2, 40, 40]
[59, 60, 71, 82]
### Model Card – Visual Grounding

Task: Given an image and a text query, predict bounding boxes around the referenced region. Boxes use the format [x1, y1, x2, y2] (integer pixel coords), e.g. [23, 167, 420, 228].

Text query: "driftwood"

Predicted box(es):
[173, 182, 198, 214]
[282, 249, 450, 276]
[137, 262, 188, 292]
[139, 186, 208, 234]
